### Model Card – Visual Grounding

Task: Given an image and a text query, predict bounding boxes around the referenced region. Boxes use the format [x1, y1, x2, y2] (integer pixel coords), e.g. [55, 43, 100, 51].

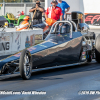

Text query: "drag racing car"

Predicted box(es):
[0, 11, 100, 80]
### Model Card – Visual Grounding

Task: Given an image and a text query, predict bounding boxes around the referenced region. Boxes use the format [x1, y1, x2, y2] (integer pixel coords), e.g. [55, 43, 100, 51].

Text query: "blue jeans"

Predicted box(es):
[62, 15, 65, 20]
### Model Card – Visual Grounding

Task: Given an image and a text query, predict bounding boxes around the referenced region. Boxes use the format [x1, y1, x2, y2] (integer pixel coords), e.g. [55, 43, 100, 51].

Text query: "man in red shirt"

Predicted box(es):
[45, 0, 63, 21]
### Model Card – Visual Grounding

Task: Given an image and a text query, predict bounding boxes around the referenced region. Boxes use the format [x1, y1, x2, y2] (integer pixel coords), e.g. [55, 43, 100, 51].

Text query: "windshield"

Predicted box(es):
[45, 32, 71, 44]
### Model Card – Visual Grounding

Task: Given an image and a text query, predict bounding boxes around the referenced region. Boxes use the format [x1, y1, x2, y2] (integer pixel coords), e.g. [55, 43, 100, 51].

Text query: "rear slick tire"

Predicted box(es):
[19, 49, 32, 80]
[95, 34, 100, 63]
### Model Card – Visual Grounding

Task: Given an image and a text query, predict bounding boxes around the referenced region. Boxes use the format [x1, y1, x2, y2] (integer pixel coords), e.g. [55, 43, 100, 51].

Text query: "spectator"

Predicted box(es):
[29, 0, 44, 25]
[57, 0, 70, 20]
[21, 11, 24, 15]
[45, 0, 63, 21]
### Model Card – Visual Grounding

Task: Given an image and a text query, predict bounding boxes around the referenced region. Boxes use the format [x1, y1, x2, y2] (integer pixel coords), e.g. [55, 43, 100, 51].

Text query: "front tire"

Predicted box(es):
[19, 49, 32, 80]
[95, 34, 100, 63]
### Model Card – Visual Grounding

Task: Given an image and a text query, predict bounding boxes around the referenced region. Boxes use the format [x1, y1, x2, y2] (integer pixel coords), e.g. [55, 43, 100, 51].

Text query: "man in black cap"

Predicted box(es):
[29, 0, 44, 25]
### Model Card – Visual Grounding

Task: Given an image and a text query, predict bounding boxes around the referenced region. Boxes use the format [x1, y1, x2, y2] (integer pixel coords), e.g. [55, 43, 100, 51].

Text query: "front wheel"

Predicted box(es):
[19, 49, 32, 80]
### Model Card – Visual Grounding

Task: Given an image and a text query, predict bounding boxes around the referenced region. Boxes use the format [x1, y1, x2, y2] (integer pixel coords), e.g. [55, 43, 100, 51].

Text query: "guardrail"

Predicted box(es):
[0, 28, 43, 56]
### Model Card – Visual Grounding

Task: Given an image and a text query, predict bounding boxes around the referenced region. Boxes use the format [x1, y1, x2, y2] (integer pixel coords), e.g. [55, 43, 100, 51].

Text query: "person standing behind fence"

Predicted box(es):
[45, 0, 63, 21]
[57, 0, 70, 20]
[29, 0, 44, 25]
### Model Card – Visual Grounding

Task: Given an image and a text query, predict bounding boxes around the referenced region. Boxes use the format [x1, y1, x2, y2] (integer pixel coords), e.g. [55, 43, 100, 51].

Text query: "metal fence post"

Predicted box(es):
[24, 3, 26, 15]
[3, 1, 5, 16]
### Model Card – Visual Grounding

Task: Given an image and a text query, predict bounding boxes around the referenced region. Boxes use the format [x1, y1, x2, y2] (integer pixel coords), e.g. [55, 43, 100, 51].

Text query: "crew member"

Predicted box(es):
[45, 0, 63, 21]
[57, 0, 70, 20]
[29, 0, 44, 25]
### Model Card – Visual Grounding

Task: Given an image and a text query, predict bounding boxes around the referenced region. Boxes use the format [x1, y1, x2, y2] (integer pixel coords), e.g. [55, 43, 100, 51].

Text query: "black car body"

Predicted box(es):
[0, 11, 97, 79]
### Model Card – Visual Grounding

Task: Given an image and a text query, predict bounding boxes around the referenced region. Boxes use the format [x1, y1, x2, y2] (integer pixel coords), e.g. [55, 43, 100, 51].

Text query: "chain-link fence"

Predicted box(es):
[0, 0, 45, 3]
[0, 1, 45, 16]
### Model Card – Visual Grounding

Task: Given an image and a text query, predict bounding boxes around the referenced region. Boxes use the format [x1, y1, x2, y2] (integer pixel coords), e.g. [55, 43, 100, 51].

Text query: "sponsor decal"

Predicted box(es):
[65, 13, 100, 25]
[27, 47, 36, 52]
[0, 34, 10, 51]
[0, 36, 10, 42]
[64, 35, 68, 37]
[25, 36, 30, 48]
[38, 44, 47, 48]
[25, 34, 35, 48]
[82, 52, 86, 55]
[65, 14, 71, 21]
[13, 52, 21, 57]
[15, 34, 19, 43]
[14, 47, 36, 57]
[0, 42, 10, 51]
[35, 34, 42, 40]
[35, 34, 43, 45]
[15, 34, 21, 50]
[85, 14, 100, 25]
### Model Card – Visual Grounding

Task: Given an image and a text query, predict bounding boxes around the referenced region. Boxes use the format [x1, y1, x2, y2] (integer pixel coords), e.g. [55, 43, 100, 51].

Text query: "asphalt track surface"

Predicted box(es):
[0, 60, 100, 100]
[0, 29, 100, 100]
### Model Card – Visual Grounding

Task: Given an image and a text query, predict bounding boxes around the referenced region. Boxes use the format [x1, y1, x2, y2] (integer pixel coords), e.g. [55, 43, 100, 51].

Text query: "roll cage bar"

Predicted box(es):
[49, 21, 77, 38]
